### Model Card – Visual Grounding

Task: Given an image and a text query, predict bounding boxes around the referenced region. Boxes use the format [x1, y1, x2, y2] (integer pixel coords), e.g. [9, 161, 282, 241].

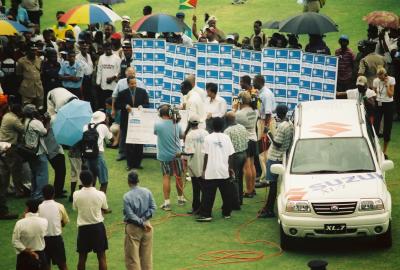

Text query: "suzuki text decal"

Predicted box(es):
[310, 122, 351, 137]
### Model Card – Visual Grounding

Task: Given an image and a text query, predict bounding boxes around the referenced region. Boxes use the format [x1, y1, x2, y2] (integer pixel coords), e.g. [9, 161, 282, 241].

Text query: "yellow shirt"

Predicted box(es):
[52, 24, 74, 40]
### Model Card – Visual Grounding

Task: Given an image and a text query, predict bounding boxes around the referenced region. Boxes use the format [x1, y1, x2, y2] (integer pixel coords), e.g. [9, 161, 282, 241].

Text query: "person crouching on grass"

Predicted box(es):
[154, 104, 185, 211]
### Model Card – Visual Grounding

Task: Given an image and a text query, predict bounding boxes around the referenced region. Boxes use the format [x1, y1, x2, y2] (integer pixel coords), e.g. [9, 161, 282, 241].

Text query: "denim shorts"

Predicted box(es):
[266, 159, 282, 182]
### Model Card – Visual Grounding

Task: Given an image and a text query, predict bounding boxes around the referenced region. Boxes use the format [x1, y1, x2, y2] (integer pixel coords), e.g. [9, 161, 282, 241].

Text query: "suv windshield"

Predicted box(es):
[291, 138, 375, 174]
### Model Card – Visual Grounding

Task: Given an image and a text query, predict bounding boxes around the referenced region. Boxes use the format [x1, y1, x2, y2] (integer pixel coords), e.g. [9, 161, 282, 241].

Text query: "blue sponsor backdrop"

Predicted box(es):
[131, 40, 338, 111]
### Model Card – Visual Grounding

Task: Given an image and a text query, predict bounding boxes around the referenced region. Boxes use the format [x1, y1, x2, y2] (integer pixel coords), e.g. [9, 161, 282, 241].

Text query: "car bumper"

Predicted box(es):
[279, 212, 390, 238]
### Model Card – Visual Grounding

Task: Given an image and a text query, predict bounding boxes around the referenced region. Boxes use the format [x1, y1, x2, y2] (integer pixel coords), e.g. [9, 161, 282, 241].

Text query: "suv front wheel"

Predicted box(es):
[280, 225, 297, 251]
[376, 222, 392, 249]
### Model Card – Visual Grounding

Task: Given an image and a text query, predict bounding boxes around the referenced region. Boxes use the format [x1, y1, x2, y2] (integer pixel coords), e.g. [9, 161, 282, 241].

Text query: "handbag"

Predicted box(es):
[16, 120, 39, 162]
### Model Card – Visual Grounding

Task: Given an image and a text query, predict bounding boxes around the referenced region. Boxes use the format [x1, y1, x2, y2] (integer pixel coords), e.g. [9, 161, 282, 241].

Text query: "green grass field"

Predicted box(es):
[1, 0, 400, 269]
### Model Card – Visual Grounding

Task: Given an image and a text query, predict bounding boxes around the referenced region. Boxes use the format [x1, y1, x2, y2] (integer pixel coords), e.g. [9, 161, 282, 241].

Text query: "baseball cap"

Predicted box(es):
[189, 114, 200, 124]
[65, 37, 76, 43]
[176, 12, 185, 18]
[356, 76, 368, 86]
[122, 15, 131, 22]
[339, 34, 349, 41]
[226, 34, 235, 41]
[122, 40, 132, 48]
[111, 32, 122, 40]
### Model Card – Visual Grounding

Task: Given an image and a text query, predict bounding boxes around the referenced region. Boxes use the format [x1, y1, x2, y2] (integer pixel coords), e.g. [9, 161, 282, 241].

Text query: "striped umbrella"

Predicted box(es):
[88, 0, 125, 4]
[0, 17, 29, 35]
[59, 4, 122, 25]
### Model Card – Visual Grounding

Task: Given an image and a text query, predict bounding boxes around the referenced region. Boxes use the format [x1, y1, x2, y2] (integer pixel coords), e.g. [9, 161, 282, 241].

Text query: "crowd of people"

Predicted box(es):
[0, 1, 398, 270]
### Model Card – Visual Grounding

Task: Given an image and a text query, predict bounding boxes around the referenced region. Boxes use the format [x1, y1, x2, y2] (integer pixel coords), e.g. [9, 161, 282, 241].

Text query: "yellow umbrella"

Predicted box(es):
[0, 17, 29, 35]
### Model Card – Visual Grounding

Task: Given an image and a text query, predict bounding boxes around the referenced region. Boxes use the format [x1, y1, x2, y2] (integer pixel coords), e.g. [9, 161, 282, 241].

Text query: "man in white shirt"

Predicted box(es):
[184, 115, 209, 214]
[187, 74, 207, 102]
[76, 42, 96, 109]
[204, 83, 227, 132]
[12, 199, 48, 270]
[73, 170, 109, 270]
[47, 87, 78, 122]
[39, 184, 69, 270]
[337, 76, 376, 104]
[82, 111, 113, 194]
[253, 75, 276, 187]
[197, 117, 235, 222]
[96, 42, 121, 109]
[181, 80, 206, 128]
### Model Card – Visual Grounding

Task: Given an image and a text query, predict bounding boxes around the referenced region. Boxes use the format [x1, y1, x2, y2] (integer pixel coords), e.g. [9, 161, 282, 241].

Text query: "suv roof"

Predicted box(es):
[297, 100, 363, 139]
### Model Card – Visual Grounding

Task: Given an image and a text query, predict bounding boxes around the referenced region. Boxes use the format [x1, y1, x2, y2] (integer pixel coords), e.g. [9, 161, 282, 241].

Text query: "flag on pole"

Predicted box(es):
[179, 0, 197, 10]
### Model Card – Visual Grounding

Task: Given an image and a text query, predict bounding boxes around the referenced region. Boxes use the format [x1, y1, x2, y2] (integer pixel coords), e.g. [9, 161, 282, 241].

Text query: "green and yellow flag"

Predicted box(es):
[179, 0, 198, 10]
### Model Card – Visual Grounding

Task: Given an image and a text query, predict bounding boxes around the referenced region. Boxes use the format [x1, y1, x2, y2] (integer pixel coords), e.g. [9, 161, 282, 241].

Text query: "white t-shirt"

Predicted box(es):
[83, 123, 112, 152]
[192, 86, 207, 103]
[185, 128, 209, 177]
[205, 95, 227, 118]
[39, 200, 69, 236]
[373, 76, 396, 102]
[346, 88, 376, 102]
[202, 132, 234, 180]
[96, 54, 122, 91]
[73, 187, 108, 227]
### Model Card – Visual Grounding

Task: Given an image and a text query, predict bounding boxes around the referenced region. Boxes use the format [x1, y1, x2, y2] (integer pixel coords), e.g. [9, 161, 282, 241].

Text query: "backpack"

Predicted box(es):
[81, 123, 100, 159]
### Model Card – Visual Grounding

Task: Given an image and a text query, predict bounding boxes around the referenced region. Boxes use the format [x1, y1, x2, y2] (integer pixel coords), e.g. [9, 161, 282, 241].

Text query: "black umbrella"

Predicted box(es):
[262, 20, 280, 29]
[88, 0, 125, 5]
[279, 12, 338, 35]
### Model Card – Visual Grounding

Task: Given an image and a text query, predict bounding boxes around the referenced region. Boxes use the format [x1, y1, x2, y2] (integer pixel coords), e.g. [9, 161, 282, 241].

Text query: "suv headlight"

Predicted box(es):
[359, 199, 384, 211]
[286, 200, 311, 213]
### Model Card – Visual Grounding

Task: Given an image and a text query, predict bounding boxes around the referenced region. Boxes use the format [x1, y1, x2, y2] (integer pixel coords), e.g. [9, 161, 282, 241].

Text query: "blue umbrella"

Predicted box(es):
[52, 100, 93, 146]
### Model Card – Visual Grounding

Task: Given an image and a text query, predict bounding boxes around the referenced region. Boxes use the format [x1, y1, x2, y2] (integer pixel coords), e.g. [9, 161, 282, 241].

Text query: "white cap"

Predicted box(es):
[189, 114, 200, 124]
[122, 15, 131, 22]
[356, 76, 368, 86]
[91, 111, 106, 124]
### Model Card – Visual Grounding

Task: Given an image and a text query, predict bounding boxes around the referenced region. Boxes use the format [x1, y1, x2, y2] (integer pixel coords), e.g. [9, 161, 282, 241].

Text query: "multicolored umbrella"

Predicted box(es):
[132, 13, 186, 33]
[279, 12, 338, 35]
[88, 0, 125, 4]
[59, 4, 122, 25]
[0, 17, 29, 35]
[363, 11, 399, 29]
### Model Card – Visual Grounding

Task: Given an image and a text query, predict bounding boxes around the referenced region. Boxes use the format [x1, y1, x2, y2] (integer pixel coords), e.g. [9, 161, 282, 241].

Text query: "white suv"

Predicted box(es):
[271, 100, 395, 250]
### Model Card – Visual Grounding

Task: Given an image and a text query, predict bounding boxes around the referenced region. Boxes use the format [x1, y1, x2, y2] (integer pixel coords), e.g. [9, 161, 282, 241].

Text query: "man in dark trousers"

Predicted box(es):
[115, 76, 149, 171]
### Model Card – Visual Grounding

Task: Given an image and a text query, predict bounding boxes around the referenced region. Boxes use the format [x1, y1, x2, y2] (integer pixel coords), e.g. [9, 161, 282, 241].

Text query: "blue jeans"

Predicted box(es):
[266, 159, 281, 182]
[29, 154, 49, 199]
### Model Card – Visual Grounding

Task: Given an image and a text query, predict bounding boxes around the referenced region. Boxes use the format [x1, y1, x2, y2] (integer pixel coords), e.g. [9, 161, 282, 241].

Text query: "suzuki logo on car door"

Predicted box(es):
[310, 122, 352, 137]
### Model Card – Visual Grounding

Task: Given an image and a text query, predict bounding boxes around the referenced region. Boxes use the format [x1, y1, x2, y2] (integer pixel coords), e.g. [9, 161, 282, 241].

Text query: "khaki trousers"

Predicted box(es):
[125, 223, 153, 270]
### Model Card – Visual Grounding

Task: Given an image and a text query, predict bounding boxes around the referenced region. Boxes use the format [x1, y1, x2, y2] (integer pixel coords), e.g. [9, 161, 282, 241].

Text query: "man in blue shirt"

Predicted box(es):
[154, 104, 184, 211]
[59, 50, 84, 98]
[123, 171, 155, 270]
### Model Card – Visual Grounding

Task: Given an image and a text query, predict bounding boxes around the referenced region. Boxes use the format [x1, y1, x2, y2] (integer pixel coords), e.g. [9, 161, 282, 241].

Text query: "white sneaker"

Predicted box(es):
[160, 203, 171, 211]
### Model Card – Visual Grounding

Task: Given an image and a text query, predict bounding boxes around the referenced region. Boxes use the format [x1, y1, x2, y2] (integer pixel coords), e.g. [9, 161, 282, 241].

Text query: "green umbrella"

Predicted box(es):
[279, 12, 338, 35]
[262, 20, 280, 29]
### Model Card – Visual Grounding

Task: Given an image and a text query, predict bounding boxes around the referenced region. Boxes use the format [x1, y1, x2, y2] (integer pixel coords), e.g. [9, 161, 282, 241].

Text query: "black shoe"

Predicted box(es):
[0, 213, 18, 220]
[243, 193, 254, 198]
[196, 216, 212, 222]
[116, 156, 126, 161]
[258, 210, 276, 218]
[255, 181, 269, 188]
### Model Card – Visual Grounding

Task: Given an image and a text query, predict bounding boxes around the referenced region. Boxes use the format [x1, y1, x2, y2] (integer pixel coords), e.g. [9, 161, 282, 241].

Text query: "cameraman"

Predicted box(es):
[154, 104, 185, 211]
[23, 104, 49, 200]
